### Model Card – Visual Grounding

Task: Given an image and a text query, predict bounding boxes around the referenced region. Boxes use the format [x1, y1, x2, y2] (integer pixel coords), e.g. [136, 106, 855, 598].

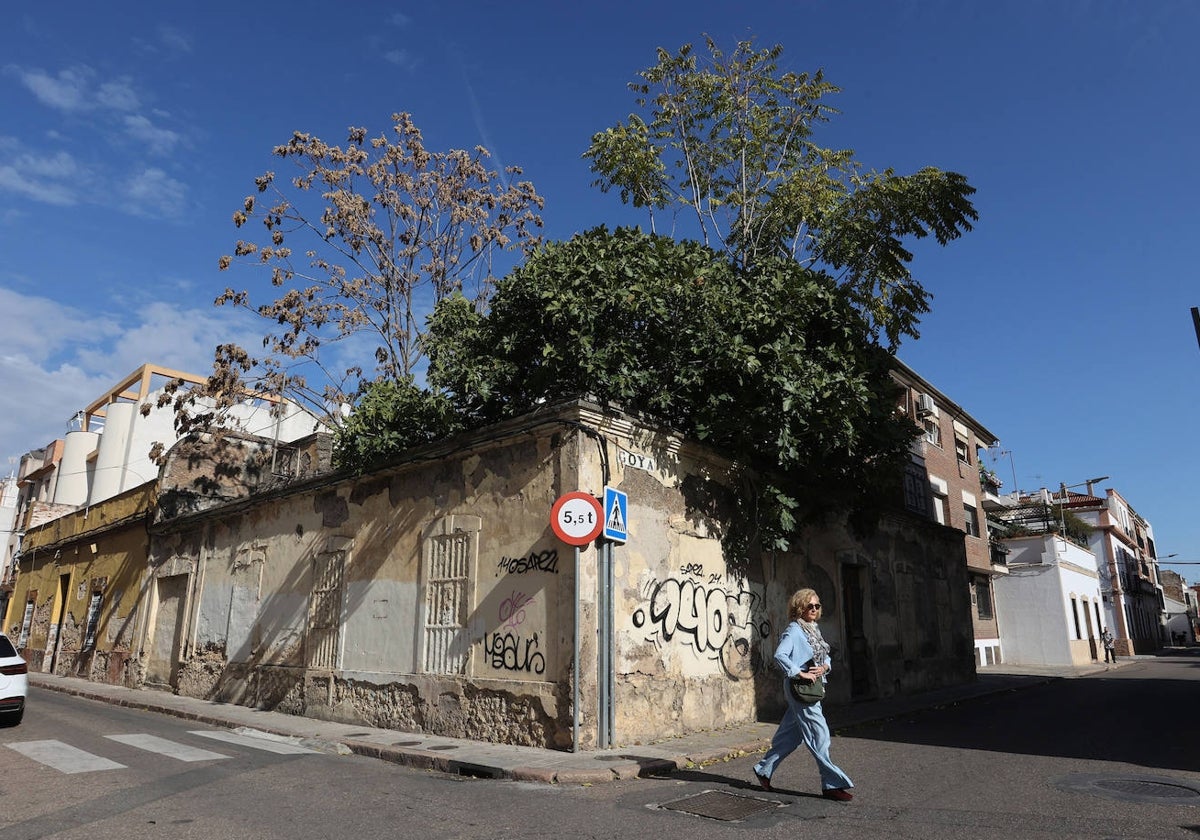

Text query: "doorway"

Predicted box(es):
[840, 563, 872, 699]
[47, 573, 71, 674]
[145, 574, 188, 688]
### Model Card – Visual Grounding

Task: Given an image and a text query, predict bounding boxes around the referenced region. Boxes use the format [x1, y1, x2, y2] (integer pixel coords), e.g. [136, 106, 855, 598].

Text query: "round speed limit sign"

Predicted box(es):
[550, 491, 604, 546]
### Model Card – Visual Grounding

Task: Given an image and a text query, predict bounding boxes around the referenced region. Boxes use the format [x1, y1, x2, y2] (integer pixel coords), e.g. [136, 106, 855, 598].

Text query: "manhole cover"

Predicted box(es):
[659, 790, 779, 822]
[426, 744, 459, 751]
[391, 740, 424, 747]
[1059, 773, 1200, 806]
[1095, 780, 1200, 800]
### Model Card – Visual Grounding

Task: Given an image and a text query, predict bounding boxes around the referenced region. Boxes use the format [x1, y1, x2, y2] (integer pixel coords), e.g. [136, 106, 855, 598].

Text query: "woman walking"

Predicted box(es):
[753, 588, 855, 801]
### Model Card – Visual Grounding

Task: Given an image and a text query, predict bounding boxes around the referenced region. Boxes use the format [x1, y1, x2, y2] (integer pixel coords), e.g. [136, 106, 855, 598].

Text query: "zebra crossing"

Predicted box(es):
[5, 729, 317, 774]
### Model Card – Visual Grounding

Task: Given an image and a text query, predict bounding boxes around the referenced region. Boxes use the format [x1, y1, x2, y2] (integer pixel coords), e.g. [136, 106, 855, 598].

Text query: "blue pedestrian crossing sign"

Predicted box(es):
[603, 486, 628, 543]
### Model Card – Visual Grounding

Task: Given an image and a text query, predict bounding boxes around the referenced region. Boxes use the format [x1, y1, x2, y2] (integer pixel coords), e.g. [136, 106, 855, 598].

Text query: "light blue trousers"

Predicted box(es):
[754, 690, 854, 791]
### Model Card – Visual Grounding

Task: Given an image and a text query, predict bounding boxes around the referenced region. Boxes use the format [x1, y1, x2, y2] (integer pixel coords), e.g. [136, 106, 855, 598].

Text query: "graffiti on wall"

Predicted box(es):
[499, 590, 534, 630]
[631, 571, 770, 680]
[483, 630, 546, 674]
[497, 549, 559, 575]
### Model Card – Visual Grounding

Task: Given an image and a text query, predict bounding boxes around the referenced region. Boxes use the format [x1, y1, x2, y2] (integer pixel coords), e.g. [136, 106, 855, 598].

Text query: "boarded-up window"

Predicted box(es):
[17, 597, 34, 648]
[83, 591, 102, 650]
[307, 549, 346, 670]
[423, 533, 471, 675]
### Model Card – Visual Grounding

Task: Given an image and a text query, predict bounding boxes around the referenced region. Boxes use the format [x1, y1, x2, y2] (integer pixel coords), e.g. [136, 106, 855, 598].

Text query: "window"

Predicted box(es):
[902, 461, 931, 517]
[83, 591, 102, 650]
[923, 418, 941, 446]
[963, 503, 981, 537]
[1071, 597, 1082, 639]
[17, 598, 34, 648]
[307, 548, 346, 670]
[423, 530, 474, 675]
[955, 436, 972, 465]
[975, 577, 993, 620]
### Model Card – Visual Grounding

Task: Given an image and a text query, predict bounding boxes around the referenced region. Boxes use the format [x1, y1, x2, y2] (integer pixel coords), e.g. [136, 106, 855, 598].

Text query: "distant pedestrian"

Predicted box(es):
[1101, 628, 1116, 663]
[753, 588, 855, 801]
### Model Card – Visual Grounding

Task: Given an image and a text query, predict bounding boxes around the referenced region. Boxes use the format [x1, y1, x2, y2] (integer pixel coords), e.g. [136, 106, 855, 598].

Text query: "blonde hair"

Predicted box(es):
[788, 588, 820, 622]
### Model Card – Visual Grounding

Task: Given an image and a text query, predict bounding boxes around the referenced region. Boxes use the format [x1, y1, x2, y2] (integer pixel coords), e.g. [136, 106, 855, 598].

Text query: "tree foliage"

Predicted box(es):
[584, 37, 977, 347]
[212, 112, 545, 421]
[428, 226, 917, 548]
[332, 376, 462, 473]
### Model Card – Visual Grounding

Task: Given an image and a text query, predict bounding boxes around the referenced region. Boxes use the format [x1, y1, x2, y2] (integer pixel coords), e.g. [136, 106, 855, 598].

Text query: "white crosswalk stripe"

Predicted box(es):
[6, 740, 126, 774]
[105, 733, 229, 762]
[188, 730, 318, 754]
[4, 729, 315, 774]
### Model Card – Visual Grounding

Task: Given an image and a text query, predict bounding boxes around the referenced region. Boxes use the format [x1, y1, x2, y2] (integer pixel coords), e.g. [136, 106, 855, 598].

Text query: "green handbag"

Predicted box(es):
[788, 667, 826, 704]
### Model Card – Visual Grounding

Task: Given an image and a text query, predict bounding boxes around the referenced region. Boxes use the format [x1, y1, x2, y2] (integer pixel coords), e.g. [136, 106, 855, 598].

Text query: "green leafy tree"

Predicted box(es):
[333, 376, 462, 472]
[584, 37, 977, 347]
[428, 227, 917, 548]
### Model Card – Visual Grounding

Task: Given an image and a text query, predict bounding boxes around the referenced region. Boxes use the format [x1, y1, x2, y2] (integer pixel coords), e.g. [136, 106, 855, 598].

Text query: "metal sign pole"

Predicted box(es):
[573, 544, 581, 752]
[597, 540, 609, 748]
[607, 540, 615, 745]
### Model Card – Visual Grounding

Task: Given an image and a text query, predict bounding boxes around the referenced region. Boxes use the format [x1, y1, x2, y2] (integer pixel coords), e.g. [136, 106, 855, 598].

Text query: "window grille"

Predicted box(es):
[423, 533, 471, 675]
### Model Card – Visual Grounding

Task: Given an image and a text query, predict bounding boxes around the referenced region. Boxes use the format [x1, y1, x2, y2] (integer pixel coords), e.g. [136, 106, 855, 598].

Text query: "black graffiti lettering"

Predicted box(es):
[636, 575, 771, 680]
[497, 549, 559, 575]
[483, 631, 546, 675]
[680, 562, 704, 576]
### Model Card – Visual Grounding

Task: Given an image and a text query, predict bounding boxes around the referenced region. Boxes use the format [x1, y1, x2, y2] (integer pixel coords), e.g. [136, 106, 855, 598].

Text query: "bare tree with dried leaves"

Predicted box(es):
[214, 112, 543, 415]
[150, 112, 543, 464]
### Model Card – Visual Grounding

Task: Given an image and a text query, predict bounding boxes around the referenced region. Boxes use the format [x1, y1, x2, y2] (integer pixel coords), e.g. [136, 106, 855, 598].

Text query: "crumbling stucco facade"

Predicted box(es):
[5, 482, 153, 683]
[136, 400, 974, 750]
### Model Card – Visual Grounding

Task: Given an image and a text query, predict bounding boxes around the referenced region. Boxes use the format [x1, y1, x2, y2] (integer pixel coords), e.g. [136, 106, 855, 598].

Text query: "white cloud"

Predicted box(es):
[384, 49, 418, 69]
[12, 65, 93, 112]
[95, 78, 140, 112]
[157, 25, 193, 55]
[0, 144, 81, 205]
[123, 167, 187, 218]
[6, 65, 141, 114]
[123, 114, 183, 155]
[0, 286, 262, 460]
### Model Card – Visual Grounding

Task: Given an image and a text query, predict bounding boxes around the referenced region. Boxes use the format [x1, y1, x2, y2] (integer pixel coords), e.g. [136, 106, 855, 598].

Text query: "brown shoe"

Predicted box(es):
[822, 788, 853, 801]
[754, 771, 772, 791]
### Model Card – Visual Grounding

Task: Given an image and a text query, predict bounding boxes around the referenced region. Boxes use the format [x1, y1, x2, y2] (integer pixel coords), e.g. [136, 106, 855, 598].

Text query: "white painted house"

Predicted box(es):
[992, 533, 1105, 667]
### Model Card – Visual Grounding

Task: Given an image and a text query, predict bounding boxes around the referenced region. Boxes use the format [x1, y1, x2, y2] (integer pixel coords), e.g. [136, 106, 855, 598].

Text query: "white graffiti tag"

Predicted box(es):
[631, 575, 770, 679]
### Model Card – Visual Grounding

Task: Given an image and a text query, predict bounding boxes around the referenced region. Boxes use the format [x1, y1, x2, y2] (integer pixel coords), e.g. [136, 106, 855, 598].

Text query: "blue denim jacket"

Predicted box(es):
[774, 620, 830, 682]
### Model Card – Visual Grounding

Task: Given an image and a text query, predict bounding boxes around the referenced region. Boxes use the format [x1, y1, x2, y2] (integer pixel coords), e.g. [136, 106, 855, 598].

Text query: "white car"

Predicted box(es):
[0, 632, 26, 726]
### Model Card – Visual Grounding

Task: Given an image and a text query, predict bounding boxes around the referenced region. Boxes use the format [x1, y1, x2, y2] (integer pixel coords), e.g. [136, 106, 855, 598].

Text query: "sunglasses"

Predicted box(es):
[805, 603, 822, 610]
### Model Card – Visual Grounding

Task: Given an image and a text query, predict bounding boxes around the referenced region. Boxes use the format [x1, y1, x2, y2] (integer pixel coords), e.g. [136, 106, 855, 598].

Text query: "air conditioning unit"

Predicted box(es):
[916, 394, 936, 416]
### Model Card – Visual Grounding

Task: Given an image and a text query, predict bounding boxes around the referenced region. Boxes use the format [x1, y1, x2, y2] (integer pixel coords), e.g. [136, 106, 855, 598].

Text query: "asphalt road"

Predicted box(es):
[1, 654, 1198, 839]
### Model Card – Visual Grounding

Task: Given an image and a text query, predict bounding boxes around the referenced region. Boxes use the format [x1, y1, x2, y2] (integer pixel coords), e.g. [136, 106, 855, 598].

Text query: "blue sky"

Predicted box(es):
[3, 2, 1199, 579]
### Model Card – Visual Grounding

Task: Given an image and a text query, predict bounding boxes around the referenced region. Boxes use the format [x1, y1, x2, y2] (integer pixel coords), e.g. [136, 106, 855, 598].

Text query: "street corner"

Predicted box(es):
[609, 756, 679, 780]
[549, 766, 625, 785]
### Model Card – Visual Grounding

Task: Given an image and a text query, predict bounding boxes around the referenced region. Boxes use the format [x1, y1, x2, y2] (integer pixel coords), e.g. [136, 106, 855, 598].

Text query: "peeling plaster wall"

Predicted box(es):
[144, 401, 975, 751]
[609, 432, 974, 745]
[150, 409, 580, 748]
[8, 484, 153, 685]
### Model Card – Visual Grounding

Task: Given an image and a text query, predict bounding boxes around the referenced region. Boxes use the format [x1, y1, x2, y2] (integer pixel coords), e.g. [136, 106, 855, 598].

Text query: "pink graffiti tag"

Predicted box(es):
[499, 591, 534, 629]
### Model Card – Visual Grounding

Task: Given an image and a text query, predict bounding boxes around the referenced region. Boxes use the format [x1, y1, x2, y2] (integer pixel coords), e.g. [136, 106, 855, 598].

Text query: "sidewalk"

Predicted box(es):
[25, 658, 1136, 785]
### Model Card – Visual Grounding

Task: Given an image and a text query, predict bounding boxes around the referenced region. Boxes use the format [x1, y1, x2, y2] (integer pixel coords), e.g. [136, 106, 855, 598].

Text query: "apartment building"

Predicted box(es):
[892, 360, 1005, 668]
[1062, 486, 1165, 656]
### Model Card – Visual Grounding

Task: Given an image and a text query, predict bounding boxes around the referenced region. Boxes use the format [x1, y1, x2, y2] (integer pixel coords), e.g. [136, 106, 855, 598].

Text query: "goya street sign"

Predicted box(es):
[603, 486, 628, 543]
[550, 491, 604, 546]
